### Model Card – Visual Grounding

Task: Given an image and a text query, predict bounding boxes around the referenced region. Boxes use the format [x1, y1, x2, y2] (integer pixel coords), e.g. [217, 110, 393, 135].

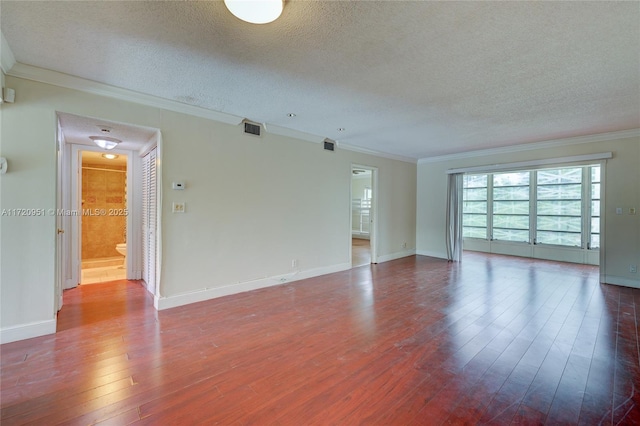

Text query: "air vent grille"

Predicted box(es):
[323, 139, 336, 152]
[244, 122, 261, 136]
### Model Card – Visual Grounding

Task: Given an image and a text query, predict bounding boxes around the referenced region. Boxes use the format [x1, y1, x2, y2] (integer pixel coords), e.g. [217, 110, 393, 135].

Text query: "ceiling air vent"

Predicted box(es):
[243, 120, 262, 137]
[323, 138, 336, 152]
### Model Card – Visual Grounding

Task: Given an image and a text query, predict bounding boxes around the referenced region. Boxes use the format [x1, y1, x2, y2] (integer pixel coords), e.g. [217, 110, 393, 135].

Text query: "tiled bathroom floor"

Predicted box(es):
[81, 265, 126, 284]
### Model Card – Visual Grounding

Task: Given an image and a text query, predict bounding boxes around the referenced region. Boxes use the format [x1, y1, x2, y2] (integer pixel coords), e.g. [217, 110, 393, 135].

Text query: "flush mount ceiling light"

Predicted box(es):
[224, 0, 283, 24]
[89, 136, 122, 150]
[102, 153, 119, 160]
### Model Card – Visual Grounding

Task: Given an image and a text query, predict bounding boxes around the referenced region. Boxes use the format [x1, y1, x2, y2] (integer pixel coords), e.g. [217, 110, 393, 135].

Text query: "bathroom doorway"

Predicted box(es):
[80, 151, 128, 284]
[56, 112, 161, 296]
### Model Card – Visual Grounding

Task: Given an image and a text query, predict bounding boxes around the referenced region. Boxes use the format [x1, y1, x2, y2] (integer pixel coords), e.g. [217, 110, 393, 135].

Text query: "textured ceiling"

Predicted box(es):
[2, 1, 639, 159]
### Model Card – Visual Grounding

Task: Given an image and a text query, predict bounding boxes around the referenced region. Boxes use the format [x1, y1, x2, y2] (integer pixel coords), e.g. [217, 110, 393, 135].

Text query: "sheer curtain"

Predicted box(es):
[445, 173, 463, 262]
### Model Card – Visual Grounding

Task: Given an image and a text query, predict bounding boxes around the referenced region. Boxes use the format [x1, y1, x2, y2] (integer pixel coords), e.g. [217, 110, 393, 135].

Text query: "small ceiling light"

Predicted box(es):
[89, 136, 122, 150]
[338, 127, 346, 132]
[102, 153, 119, 160]
[287, 113, 296, 118]
[224, 0, 284, 24]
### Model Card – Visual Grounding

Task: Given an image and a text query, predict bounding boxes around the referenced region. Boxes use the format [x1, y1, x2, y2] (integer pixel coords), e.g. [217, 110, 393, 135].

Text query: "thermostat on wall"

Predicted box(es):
[172, 181, 185, 190]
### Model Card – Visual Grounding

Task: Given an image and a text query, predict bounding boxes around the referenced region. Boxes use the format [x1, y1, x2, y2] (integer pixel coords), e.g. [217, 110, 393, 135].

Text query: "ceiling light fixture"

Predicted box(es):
[287, 113, 296, 117]
[224, 0, 284, 24]
[102, 153, 119, 160]
[338, 128, 346, 132]
[89, 136, 122, 150]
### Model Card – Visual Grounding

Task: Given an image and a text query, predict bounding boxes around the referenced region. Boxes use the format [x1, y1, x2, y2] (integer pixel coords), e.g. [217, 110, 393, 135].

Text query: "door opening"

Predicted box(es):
[55, 112, 160, 301]
[351, 165, 378, 267]
[79, 151, 129, 284]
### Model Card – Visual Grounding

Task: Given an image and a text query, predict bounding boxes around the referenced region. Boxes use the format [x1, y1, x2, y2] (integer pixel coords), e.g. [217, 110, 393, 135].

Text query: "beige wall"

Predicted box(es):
[416, 135, 640, 288]
[0, 76, 417, 340]
[81, 163, 127, 260]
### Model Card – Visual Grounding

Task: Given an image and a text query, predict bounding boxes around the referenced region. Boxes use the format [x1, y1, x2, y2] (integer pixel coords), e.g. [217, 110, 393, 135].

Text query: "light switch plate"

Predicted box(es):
[616, 207, 623, 215]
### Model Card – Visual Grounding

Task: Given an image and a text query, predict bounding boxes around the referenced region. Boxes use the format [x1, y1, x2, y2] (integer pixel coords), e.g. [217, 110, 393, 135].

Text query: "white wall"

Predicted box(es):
[0, 76, 417, 342]
[417, 134, 640, 288]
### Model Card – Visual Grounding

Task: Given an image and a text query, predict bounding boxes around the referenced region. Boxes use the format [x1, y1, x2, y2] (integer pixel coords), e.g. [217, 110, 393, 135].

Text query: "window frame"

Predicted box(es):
[461, 164, 601, 251]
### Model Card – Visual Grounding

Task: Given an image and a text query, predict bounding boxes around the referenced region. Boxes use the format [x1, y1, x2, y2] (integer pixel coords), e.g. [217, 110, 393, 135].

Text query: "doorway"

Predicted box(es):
[56, 112, 161, 302]
[79, 151, 128, 284]
[351, 165, 377, 267]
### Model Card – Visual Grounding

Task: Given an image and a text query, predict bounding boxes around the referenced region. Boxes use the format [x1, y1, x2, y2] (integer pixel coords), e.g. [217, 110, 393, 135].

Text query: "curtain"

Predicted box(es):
[445, 173, 463, 262]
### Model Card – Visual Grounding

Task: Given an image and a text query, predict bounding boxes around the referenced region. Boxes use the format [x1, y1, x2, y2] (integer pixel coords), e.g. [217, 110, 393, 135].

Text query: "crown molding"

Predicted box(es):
[418, 129, 640, 165]
[1, 31, 16, 74]
[339, 143, 418, 164]
[7, 62, 244, 125]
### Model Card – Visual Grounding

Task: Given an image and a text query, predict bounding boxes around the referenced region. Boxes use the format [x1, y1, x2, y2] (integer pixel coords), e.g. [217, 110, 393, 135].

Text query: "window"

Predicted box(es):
[462, 164, 601, 250]
[364, 187, 372, 201]
[463, 175, 488, 239]
[536, 167, 582, 246]
[591, 166, 601, 249]
[492, 172, 530, 242]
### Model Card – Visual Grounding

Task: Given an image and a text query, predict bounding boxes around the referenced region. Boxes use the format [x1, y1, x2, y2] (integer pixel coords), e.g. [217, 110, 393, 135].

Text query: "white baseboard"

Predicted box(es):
[375, 249, 416, 263]
[0, 319, 56, 344]
[155, 262, 352, 311]
[603, 275, 640, 289]
[416, 250, 448, 260]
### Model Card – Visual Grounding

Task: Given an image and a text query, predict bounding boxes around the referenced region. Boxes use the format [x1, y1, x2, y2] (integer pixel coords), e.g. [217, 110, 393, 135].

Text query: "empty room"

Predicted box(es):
[1, 1, 638, 424]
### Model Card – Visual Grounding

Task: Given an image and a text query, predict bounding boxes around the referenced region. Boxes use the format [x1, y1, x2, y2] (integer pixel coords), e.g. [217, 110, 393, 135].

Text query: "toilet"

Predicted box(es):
[116, 243, 127, 257]
[116, 243, 127, 268]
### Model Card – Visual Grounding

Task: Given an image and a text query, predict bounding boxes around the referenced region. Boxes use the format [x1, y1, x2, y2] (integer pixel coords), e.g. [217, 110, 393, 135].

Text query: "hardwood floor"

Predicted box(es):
[1, 252, 639, 425]
[352, 238, 371, 267]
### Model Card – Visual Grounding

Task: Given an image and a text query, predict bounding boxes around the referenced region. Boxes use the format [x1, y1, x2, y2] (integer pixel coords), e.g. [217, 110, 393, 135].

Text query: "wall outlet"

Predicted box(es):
[630, 208, 636, 215]
[292, 259, 298, 269]
[402, 241, 407, 249]
[172, 202, 185, 213]
[630, 265, 637, 274]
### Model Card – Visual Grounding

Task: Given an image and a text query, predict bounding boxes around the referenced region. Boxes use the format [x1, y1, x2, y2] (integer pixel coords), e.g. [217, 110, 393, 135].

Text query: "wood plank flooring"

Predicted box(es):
[1, 252, 639, 425]
[352, 238, 371, 267]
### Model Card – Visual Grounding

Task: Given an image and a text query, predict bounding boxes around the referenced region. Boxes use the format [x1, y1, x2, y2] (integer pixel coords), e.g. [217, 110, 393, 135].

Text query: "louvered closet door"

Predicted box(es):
[142, 148, 157, 292]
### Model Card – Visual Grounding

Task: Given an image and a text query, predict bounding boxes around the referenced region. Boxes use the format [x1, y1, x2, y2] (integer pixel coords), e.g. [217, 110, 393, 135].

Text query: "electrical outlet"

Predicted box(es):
[172, 202, 185, 213]
[292, 259, 298, 269]
[616, 207, 623, 215]
[630, 208, 637, 215]
[631, 265, 637, 274]
[402, 241, 407, 249]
